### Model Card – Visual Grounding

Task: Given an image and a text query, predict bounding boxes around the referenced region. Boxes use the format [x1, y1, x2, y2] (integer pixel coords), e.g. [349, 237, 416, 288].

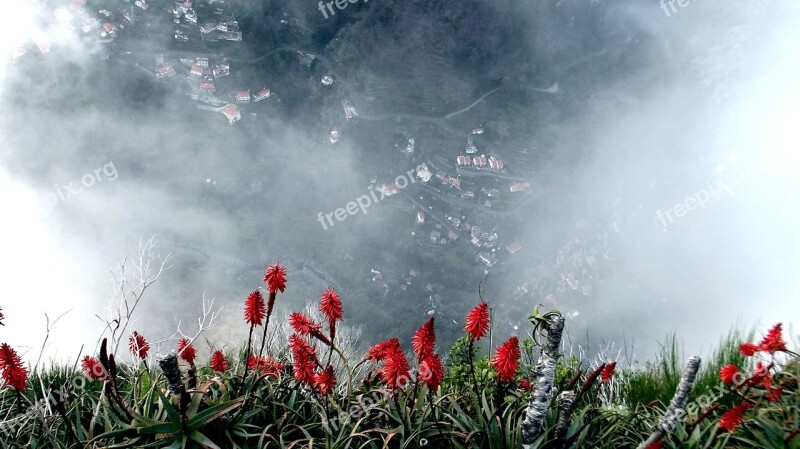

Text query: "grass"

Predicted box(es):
[0, 287, 796, 448]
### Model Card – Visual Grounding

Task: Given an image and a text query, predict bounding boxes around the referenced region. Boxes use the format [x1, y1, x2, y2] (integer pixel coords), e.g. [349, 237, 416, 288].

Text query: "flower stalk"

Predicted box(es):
[636, 356, 702, 449]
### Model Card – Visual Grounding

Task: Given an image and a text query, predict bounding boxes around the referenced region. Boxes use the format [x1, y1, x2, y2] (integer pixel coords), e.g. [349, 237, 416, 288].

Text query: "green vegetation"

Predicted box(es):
[0, 276, 796, 448]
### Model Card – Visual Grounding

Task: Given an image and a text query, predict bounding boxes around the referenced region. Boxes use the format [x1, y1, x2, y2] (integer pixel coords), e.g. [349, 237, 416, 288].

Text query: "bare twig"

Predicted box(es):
[167, 295, 223, 361]
[95, 236, 173, 356]
[33, 309, 72, 375]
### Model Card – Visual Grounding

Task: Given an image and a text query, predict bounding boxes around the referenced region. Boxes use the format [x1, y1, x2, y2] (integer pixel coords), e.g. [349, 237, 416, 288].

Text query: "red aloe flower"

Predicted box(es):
[264, 263, 287, 293]
[600, 362, 617, 383]
[367, 338, 401, 361]
[418, 353, 444, 391]
[319, 288, 342, 323]
[288, 334, 317, 361]
[379, 349, 410, 389]
[718, 402, 750, 433]
[0, 343, 28, 391]
[749, 362, 774, 389]
[719, 364, 740, 386]
[465, 302, 490, 341]
[319, 288, 343, 338]
[763, 371, 773, 389]
[177, 338, 196, 365]
[739, 342, 760, 356]
[758, 323, 786, 354]
[646, 441, 665, 449]
[412, 317, 436, 360]
[314, 365, 337, 396]
[81, 356, 106, 380]
[289, 312, 331, 345]
[766, 387, 783, 402]
[243, 290, 266, 326]
[751, 362, 767, 384]
[292, 353, 316, 385]
[288, 334, 318, 385]
[289, 312, 322, 335]
[491, 336, 520, 382]
[210, 350, 228, 373]
[266, 358, 286, 376]
[518, 379, 532, 391]
[247, 356, 284, 377]
[129, 332, 149, 360]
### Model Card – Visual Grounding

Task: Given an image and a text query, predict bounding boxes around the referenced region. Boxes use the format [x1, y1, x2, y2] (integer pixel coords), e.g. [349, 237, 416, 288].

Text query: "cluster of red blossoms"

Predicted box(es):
[368, 337, 411, 389]
[80, 331, 153, 380]
[600, 362, 617, 383]
[0, 309, 28, 392]
[247, 355, 284, 377]
[738, 323, 787, 356]
[234, 265, 289, 378]
[286, 288, 343, 396]
[129, 331, 150, 360]
[210, 350, 228, 373]
[367, 317, 445, 391]
[0, 342, 27, 391]
[81, 355, 106, 380]
[224, 263, 342, 396]
[717, 323, 789, 433]
[177, 338, 197, 365]
[243, 262, 287, 328]
[413, 318, 444, 390]
[465, 302, 490, 341]
[464, 301, 521, 383]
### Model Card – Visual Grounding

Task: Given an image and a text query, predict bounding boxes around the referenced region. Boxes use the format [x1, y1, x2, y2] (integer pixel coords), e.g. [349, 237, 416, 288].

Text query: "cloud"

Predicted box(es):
[0, 0, 797, 363]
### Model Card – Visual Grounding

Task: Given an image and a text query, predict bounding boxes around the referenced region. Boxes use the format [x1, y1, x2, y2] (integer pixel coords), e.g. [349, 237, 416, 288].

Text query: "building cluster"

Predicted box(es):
[410, 190, 513, 268]
[393, 125, 535, 268]
[427, 222, 460, 246]
[154, 52, 273, 125]
[328, 99, 359, 144]
[435, 172, 461, 189]
[404, 138, 416, 154]
[427, 164, 523, 208]
[510, 182, 530, 192]
[342, 99, 358, 120]
[173, 0, 242, 43]
[552, 233, 609, 298]
[378, 183, 399, 197]
[11, 0, 132, 62]
[469, 225, 498, 249]
[512, 220, 614, 318]
[469, 226, 500, 267]
[416, 164, 433, 183]
[297, 51, 316, 68]
[413, 197, 519, 268]
[456, 154, 505, 172]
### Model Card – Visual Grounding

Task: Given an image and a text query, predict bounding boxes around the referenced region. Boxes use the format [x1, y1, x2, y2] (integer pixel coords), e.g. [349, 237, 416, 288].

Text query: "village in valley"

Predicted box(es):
[11, 0, 607, 335]
[15, 0, 532, 266]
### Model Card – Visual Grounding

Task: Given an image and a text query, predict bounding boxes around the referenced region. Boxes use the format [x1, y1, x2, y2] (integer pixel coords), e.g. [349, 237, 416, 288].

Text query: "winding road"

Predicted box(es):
[229, 45, 556, 177]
